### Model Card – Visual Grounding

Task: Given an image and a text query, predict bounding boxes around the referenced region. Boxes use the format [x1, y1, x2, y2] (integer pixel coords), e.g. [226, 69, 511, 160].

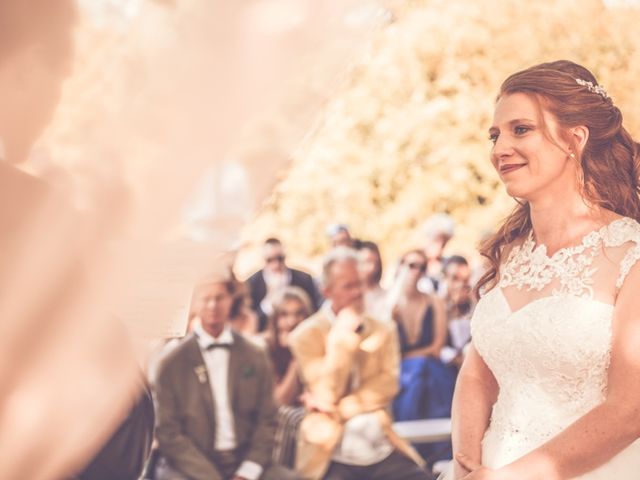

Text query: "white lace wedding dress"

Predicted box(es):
[440, 216, 640, 479]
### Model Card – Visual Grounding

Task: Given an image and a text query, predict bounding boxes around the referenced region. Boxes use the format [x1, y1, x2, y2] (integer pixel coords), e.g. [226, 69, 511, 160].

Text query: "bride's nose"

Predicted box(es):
[492, 135, 515, 162]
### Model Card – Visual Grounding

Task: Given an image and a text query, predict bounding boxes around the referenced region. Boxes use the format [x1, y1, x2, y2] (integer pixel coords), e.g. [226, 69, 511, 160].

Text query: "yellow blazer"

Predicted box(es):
[289, 309, 425, 479]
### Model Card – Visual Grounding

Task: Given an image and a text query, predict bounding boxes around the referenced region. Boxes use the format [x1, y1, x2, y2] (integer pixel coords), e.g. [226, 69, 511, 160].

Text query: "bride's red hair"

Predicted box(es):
[476, 60, 640, 295]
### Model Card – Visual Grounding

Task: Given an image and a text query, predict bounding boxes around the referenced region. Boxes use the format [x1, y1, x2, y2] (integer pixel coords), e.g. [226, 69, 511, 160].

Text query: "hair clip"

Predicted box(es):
[575, 78, 609, 99]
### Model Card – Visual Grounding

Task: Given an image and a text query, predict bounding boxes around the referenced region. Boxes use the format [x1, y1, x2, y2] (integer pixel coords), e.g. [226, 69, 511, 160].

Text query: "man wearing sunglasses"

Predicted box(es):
[246, 238, 321, 332]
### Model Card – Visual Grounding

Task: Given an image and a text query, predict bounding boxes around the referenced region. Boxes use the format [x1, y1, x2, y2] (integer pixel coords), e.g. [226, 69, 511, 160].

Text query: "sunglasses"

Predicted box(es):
[406, 262, 427, 273]
[266, 255, 286, 264]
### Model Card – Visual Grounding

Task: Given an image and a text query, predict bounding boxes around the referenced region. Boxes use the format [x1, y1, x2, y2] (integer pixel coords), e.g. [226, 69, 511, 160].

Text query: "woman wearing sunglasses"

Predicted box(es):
[392, 249, 457, 464]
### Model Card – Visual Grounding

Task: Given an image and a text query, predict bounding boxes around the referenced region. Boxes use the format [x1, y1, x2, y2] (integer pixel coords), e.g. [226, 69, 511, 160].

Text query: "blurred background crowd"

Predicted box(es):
[147, 214, 473, 477]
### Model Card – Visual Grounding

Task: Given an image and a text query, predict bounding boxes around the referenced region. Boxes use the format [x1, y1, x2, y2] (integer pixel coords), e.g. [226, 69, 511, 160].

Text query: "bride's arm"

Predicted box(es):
[496, 265, 640, 480]
[452, 344, 499, 479]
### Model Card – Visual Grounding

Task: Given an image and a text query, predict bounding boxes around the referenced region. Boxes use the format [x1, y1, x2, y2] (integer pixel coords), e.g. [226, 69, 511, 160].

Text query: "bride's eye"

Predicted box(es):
[514, 125, 531, 135]
[489, 133, 499, 144]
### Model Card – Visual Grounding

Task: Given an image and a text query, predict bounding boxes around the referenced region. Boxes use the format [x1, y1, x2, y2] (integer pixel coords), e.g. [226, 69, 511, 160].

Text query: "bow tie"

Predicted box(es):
[206, 343, 231, 350]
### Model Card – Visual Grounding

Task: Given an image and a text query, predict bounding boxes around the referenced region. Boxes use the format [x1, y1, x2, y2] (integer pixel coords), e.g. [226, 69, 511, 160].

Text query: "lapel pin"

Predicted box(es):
[194, 365, 208, 384]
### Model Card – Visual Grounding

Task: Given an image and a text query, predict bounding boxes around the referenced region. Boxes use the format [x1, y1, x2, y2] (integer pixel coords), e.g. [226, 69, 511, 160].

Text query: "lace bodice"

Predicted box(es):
[469, 217, 640, 478]
[499, 217, 640, 297]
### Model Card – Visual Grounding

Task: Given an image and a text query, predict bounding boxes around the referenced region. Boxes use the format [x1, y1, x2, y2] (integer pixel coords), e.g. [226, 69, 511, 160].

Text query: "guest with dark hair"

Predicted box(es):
[264, 287, 312, 406]
[262, 287, 312, 469]
[246, 238, 321, 332]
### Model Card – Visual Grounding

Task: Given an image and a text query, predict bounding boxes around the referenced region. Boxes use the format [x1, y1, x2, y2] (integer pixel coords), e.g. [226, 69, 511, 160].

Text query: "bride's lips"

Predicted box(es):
[499, 163, 527, 174]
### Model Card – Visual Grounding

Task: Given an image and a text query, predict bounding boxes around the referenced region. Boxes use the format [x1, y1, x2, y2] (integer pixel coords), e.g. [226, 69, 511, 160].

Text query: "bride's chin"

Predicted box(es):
[504, 183, 531, 201]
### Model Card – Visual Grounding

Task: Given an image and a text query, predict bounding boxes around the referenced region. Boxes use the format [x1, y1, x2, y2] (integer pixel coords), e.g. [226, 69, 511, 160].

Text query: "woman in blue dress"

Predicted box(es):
[392, 249, 457, 463]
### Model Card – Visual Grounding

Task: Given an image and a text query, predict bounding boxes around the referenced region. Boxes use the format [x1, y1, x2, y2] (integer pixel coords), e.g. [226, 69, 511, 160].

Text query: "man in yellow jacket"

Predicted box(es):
[289, 247, 434, 480]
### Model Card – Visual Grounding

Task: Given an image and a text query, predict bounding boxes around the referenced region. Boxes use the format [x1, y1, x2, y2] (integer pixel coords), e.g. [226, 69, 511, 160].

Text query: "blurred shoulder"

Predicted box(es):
[246, 269, 264, 284]
[155, 334, 198, 377]
[290, 268, 314, 282]
[234, 331, 267, 357]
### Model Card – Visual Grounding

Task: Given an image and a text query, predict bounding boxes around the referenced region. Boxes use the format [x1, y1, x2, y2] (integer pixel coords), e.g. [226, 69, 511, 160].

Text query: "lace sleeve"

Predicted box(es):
[616, 243, 640, 292]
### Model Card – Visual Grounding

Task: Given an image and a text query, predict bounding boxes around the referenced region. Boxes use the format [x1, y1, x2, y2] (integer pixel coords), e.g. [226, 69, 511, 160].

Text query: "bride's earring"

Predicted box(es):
[569, 151, 586, 188]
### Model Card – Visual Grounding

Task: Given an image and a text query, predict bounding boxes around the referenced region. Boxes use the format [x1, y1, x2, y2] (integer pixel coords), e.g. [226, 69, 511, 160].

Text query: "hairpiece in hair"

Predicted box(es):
[575, 78, 609, 100]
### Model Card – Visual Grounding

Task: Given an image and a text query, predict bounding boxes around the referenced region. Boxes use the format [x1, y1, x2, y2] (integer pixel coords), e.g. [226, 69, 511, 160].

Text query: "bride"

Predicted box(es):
[444, 60, 640, 479]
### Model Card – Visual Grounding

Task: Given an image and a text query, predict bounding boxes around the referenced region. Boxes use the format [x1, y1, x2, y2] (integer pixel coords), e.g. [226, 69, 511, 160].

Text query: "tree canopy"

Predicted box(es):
[240, 0, 640, 274]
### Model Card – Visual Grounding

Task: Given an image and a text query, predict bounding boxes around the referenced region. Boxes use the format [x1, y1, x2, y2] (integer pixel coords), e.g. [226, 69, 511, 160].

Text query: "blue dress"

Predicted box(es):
[393, 303, 457, 463]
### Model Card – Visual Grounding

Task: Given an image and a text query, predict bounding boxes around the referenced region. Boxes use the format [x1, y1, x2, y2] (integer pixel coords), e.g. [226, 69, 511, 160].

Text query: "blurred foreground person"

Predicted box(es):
[290, 248, 432, 480]
[0, 1, 153, 479]
[154, 271, 300, 480]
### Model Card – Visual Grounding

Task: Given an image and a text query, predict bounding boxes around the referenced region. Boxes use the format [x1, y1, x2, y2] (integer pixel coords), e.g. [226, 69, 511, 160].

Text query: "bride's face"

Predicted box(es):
[488, 92, 578, 202]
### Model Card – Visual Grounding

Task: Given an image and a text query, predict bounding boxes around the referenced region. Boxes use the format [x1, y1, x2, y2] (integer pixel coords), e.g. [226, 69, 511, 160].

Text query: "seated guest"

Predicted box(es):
[391, 249, 456, 464]
[439, 256, 473, 369]
[263, 287, 312, 469]
[153, 269, 300, 480]
[246, 238, 321, 332]
[290, 247, 432, 480]
[264, 287, 312, 406]
[356, 241, 389, 322]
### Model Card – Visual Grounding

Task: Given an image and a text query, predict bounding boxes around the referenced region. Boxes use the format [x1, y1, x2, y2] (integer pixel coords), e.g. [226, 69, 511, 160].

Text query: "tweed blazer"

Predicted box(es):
[154, 331, 277, 480]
